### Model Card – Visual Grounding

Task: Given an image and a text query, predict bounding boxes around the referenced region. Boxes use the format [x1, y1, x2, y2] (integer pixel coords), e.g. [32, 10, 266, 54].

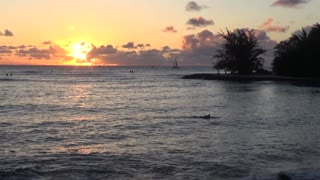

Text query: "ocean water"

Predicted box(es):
[0, 65, 320, 180]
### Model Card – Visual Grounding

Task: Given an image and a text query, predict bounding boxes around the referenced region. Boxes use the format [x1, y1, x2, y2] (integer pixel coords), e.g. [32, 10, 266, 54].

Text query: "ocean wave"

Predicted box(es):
[1, 66, 320, 180]
[19, 70, 46, 75]
[4, 168, 320, 180]
[0, 78, 30, 82]
[242, 168, 320, 180]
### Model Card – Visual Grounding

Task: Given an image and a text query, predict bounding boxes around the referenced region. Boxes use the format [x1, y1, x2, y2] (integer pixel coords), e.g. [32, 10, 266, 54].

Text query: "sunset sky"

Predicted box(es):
[1, 0, 319, 66]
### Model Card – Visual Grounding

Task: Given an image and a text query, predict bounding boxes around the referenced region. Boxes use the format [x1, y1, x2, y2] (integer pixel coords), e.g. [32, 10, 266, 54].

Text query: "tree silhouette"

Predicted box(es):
[213, 29, 266, 75]
[273, 23, 320, 77]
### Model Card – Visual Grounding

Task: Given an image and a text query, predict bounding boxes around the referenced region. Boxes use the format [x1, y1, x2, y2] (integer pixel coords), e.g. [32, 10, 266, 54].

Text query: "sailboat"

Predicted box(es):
[172, 56, 178, 69]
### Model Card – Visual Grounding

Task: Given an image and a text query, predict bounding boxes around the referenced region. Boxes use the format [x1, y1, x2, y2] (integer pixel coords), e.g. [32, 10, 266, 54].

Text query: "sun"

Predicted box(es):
[71, 43, 88, 60]
[67, 41, 93, 66]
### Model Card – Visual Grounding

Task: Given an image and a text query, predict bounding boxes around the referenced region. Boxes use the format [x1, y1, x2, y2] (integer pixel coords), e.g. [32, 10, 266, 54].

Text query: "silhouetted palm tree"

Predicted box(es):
[213, 29, 266, 75]
[273, 23, 320, 77]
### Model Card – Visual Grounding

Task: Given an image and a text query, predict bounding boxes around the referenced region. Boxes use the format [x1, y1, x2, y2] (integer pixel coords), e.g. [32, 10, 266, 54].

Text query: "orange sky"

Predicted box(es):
[1, 0, 319, 66]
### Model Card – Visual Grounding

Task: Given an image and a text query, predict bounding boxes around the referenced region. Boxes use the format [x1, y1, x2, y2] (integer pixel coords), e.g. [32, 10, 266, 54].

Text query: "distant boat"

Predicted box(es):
[172, 57, 178, 69]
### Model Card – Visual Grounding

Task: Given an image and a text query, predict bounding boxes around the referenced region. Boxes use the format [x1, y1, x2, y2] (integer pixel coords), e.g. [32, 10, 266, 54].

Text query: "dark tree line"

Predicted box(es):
[273, 23, 320, 77]
[213, 29, 266, 75]
[213, 23, 320, 78]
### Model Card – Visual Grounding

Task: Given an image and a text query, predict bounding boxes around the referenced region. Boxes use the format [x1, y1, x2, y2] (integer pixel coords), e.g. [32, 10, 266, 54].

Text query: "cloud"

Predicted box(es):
[86, 44, 118, 60]
[8, 46, 18, 50]
[121, 42, 135, 49]
[0, 45, 31, 56]
[271, 0, 310, 7]
[85, 28, 276, 67]
[293, 25, 313, 35]
[162, 46, 171, 53]
[186, 17, 214, 28]
[181, 29, 222, 66]
[18, 45, 27, 49]
[180, 28, 278, 68]
[162, 26, 178, 33]
[90, 49, 169, 66]
[161, 46, 181, 55]
[0, 26, 280, 67]
[187, 27, 197, 30]
[42, 41, 52, 45]
[0, 49, 13, 54]
[16, 45, 73, 60]
[182, 29, 220, 56]
[253, 30, 277, 52]
[85, 43, 171, 66]
[231, 28, 277, 46]
[0, 46, 13, 54]
[259, 18, 289, 33]
[0, 29, 14, 36]
[186, 1, 208, 11]
[135, 43, 144, 49]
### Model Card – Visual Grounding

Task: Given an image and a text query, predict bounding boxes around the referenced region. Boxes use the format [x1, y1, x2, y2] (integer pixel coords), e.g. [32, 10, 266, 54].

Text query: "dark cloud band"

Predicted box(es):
[272, 0, 310, 7]
[186, 17, 214, 28]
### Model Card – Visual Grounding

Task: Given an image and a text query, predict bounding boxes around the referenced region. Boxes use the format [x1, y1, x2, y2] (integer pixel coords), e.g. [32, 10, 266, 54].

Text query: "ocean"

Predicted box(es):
[0, 65, 320, 179]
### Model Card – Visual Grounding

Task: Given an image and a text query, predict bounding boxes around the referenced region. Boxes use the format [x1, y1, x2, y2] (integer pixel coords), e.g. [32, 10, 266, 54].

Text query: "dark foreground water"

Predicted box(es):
[1, 66, 320, 180]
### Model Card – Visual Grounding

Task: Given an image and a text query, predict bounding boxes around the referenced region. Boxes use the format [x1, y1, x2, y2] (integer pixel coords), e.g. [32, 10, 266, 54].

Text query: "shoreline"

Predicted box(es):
[182, 73, 320, 86]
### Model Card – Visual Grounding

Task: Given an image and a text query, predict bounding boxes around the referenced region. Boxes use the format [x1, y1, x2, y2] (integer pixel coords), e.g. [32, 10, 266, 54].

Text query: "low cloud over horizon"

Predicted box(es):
[121, 42, 135, 49]
[0, 24, 317, 68]
[82, 28, 279, 67]
[0, 0, 318, 66]
[0, 29, 14, 37]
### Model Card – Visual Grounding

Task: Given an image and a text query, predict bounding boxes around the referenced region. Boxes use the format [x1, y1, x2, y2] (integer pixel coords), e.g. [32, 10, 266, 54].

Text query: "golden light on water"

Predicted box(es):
[57, 144, 126, 155]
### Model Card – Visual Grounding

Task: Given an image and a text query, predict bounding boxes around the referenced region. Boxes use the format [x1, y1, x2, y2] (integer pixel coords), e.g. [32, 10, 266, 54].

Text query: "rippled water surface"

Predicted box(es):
[1, 66, 320, 179]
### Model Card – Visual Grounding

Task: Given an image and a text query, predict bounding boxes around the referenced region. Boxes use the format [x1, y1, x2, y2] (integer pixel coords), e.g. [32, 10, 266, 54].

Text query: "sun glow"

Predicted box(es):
[67, 41, 93, 66]
[71, 43, 88, 60]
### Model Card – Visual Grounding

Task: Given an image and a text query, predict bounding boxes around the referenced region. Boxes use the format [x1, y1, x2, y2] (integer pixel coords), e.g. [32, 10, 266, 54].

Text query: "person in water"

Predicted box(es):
[193, 114, 211, 119]
[201, 114, 211, 119]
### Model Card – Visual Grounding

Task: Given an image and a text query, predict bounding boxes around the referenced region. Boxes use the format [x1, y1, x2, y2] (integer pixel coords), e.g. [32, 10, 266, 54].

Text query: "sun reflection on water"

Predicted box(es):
[56, 144, 126, 155]
[63, 84, 92, 108]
